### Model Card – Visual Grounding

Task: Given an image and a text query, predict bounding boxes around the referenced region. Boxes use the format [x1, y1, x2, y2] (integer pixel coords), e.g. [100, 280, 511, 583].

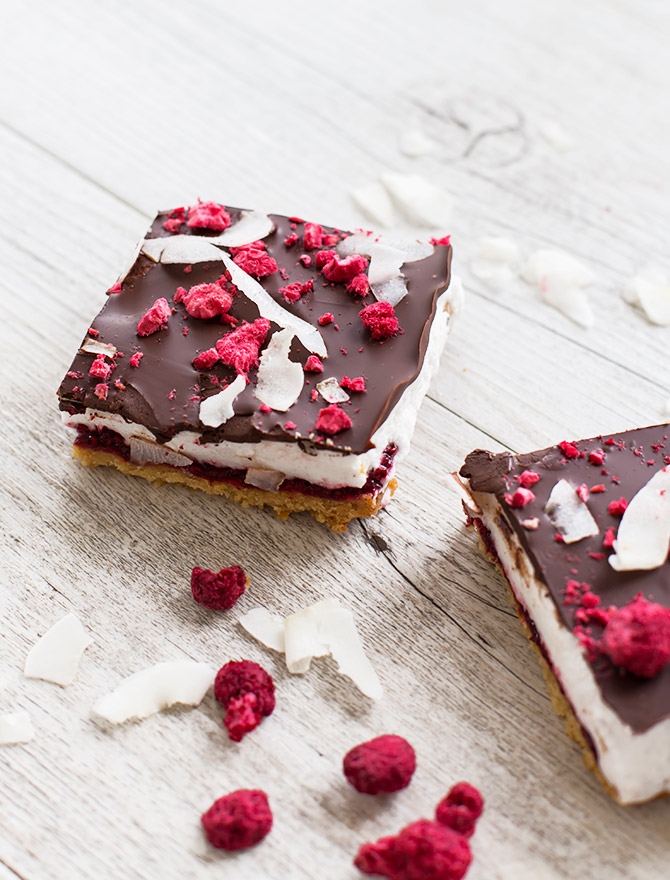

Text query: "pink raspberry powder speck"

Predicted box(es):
[187, 201, 231, 231]
[601, 595, 670, 678]
[137, 297, 171, 336]
[315, 405, 352, 435]
[201, 789, 272, 851]
[215, 319, 270, 374]
[191, 565, 247, 611]
[343, 735, 416, 795]
[435, 782, 484, 839]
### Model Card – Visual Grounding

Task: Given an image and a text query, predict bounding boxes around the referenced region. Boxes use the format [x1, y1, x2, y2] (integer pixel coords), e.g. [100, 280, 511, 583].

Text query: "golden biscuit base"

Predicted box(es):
[73, 445, 397, 532]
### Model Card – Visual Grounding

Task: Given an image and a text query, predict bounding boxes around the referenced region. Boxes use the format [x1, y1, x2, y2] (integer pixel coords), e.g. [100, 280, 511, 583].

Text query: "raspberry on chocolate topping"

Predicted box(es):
[187, 200, 231, 231]
[191, 565, 247, 611]
[601, 595, 670, 678]
[322, 254, 368, 283]
[201, 789, 272, 851]
[177, 281, 233, 320]
[303, 222, 324, 250]
[137, 297, 171, 336]
[215, 318, 270, 374]
[343, 735, 416, 795]
[359, 301, 400, 341]
[232, 244, 278, 278]
[315, 405, 352, 435]
[346, 274, 370, 297]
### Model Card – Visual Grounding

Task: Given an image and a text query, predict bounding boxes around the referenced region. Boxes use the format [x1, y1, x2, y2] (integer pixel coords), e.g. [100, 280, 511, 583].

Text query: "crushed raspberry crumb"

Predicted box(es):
[137, 297, 171, 336]
[359, 301, 400, 340]
[322, 254, 368, 282]
[340, 376, 366, 392]
[603, 527, 616, 548]
[284, 232, 299, 248]
[355, 820, 471, 880]
[279, 279, 314, 303]
[89, 355, 112, 380]
[504, 488, 535, 508]
[311, 389, 318, 402]
[94, 383, 108, 400]
[343, 735, 416, 795]
[517, 470, 540, 488]
[590, 484, 605, 493]
[435, 782, 484, 839]
[201, 789, 272, 851]
[191, 565, 247, 611]
[284, 420, 297, 430]
[107, 283, 122, 294]
[163, 217, 183, 233]
[187, 200, 231, 231]
[259, 404, 272, 414]
[608, 497, 628, 516]
[303, 222, 324, 250]
[575, 483, 589, 503]
[304, 355, 324, 373]
[318, 312, 334, 326]
[87, 327, 100, 337]
[192, 348, 220, 370]
[216, 319, 270, 374]
[129, 351, 143, 368]
[589, 449, 605, 465]
[177, 281, 233, 320]
[214, 660, 275, 742]
[601, 595, 670, 678]
[315, 405, 352, 435]
[232, 244, 278, 278]
[346, 274, 370, 297]
[430, 235, 452, 246]
[315, 249, 337, 269]
[323, 233, 340, 246]
[299, 254, 312, 267]
[559, 440, 580, 459]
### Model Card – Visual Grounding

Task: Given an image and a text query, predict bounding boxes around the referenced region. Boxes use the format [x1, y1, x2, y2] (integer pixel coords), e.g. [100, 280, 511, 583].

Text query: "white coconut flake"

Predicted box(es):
[238, 608, 286, 653]
[316, 377, 349, 404]
[398, 128, 437, 158]
[92, 660, 214, 725]
[380, 172, 452, 228]
[540, 277, 594, 328]
[316, 605, 384, 700]
[215, 211, 274, 247]
[284, 599, 337, 674]
[350, 181, 397, 228]
[255, 329, 304, 412]
[622, 276, 670, 326]
[521, 249, 595, 288]
[544, 479, 599, 543]
[129, 438, 191, 467]
[142, 235, 224, 265]
[609, 466, 670, 571]
[80, 338, 118, 357]
[367, 244, 407, 286]
[469, 261, 514, 290]
[474, 236, 520, 264]
[537, 119, 575, 152]
[244, 467, 285, 492]
[0, 711, 34, 745]
[221, 253, 326, 357]
[24, 613, 93, 687]
[199, 374, 246, 428]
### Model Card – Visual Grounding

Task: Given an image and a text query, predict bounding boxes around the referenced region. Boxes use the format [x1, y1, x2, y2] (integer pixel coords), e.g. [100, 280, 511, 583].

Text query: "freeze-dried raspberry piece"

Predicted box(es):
[318, 312, 334, 326]
[359, 301, 400, 340]
[191, 565, 247, 611]
[323, 233, 340, 246]
[284, 420, 297, 430]
[232, 245, 278, 278]
[608, 497, 628, 516]
[517, 470, 540, 488]
[340, 376, 366, 392]
[137, 297, 171, 336]
[179, 282, 233, 320]
[299, 254, 312, 267]
[129, 351, 143, 368]
[284, 232, 299, 248]
[315, 249, 337, 269]
[589, 449, 605, 465]
[559, 440, 580, 459]
[279, 280, 313, 303]
[187, 200, 231, 231]
[355, 820, 471, 880]
[430, 235, 452, 246]
[603, 527, 616, 548]
[163, 218, 183, 234]
[201, 789, 272, 851]
[346, 274, 370, 297]
[601, 596, 670, 678]
[225, 693, 261, 742]
[214, 661, 275, 715]
[504, 488, 535, 508]
[216, 318, 270, 374]
[303, 222, 324, 250]
[435, 782, 484, 839]
[343, 735, 416, 795]
[304, 355, 324, 373]
[315, 405, 352, 435]
[107, 283, 123, 294]
[322, 254, 369, 282]
[94, 383, 108, 400]
[89, 355, 112, 380]
[193, 348, 220, 370]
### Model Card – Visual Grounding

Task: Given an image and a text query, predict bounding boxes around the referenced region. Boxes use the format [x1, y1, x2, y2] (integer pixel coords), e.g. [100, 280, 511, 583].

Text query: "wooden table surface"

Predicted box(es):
[2, 1, 669, 877]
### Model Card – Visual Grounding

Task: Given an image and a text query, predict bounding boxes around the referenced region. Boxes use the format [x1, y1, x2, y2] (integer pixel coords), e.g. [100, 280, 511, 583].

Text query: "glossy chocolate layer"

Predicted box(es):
[461, 425, 670, 734]
[58, 207, 452, 454]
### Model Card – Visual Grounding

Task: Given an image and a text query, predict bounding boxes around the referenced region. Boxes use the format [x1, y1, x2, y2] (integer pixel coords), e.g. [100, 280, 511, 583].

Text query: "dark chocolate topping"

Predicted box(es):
[58, 206, 452, 454]
[461, 425, 670, 733]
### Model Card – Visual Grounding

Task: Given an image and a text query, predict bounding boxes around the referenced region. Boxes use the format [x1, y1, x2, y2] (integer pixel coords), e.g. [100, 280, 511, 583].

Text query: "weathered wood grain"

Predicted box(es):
[2, 1, 670, 878]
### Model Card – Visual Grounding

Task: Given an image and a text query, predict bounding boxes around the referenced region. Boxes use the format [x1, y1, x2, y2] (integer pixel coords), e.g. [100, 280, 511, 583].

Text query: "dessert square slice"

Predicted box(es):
[458, 425, 670, 804]
[58, 202, 462, 531]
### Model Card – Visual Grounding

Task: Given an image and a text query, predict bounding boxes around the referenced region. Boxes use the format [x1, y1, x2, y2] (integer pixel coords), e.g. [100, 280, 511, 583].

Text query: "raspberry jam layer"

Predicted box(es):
[74, 426, 397, 501]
